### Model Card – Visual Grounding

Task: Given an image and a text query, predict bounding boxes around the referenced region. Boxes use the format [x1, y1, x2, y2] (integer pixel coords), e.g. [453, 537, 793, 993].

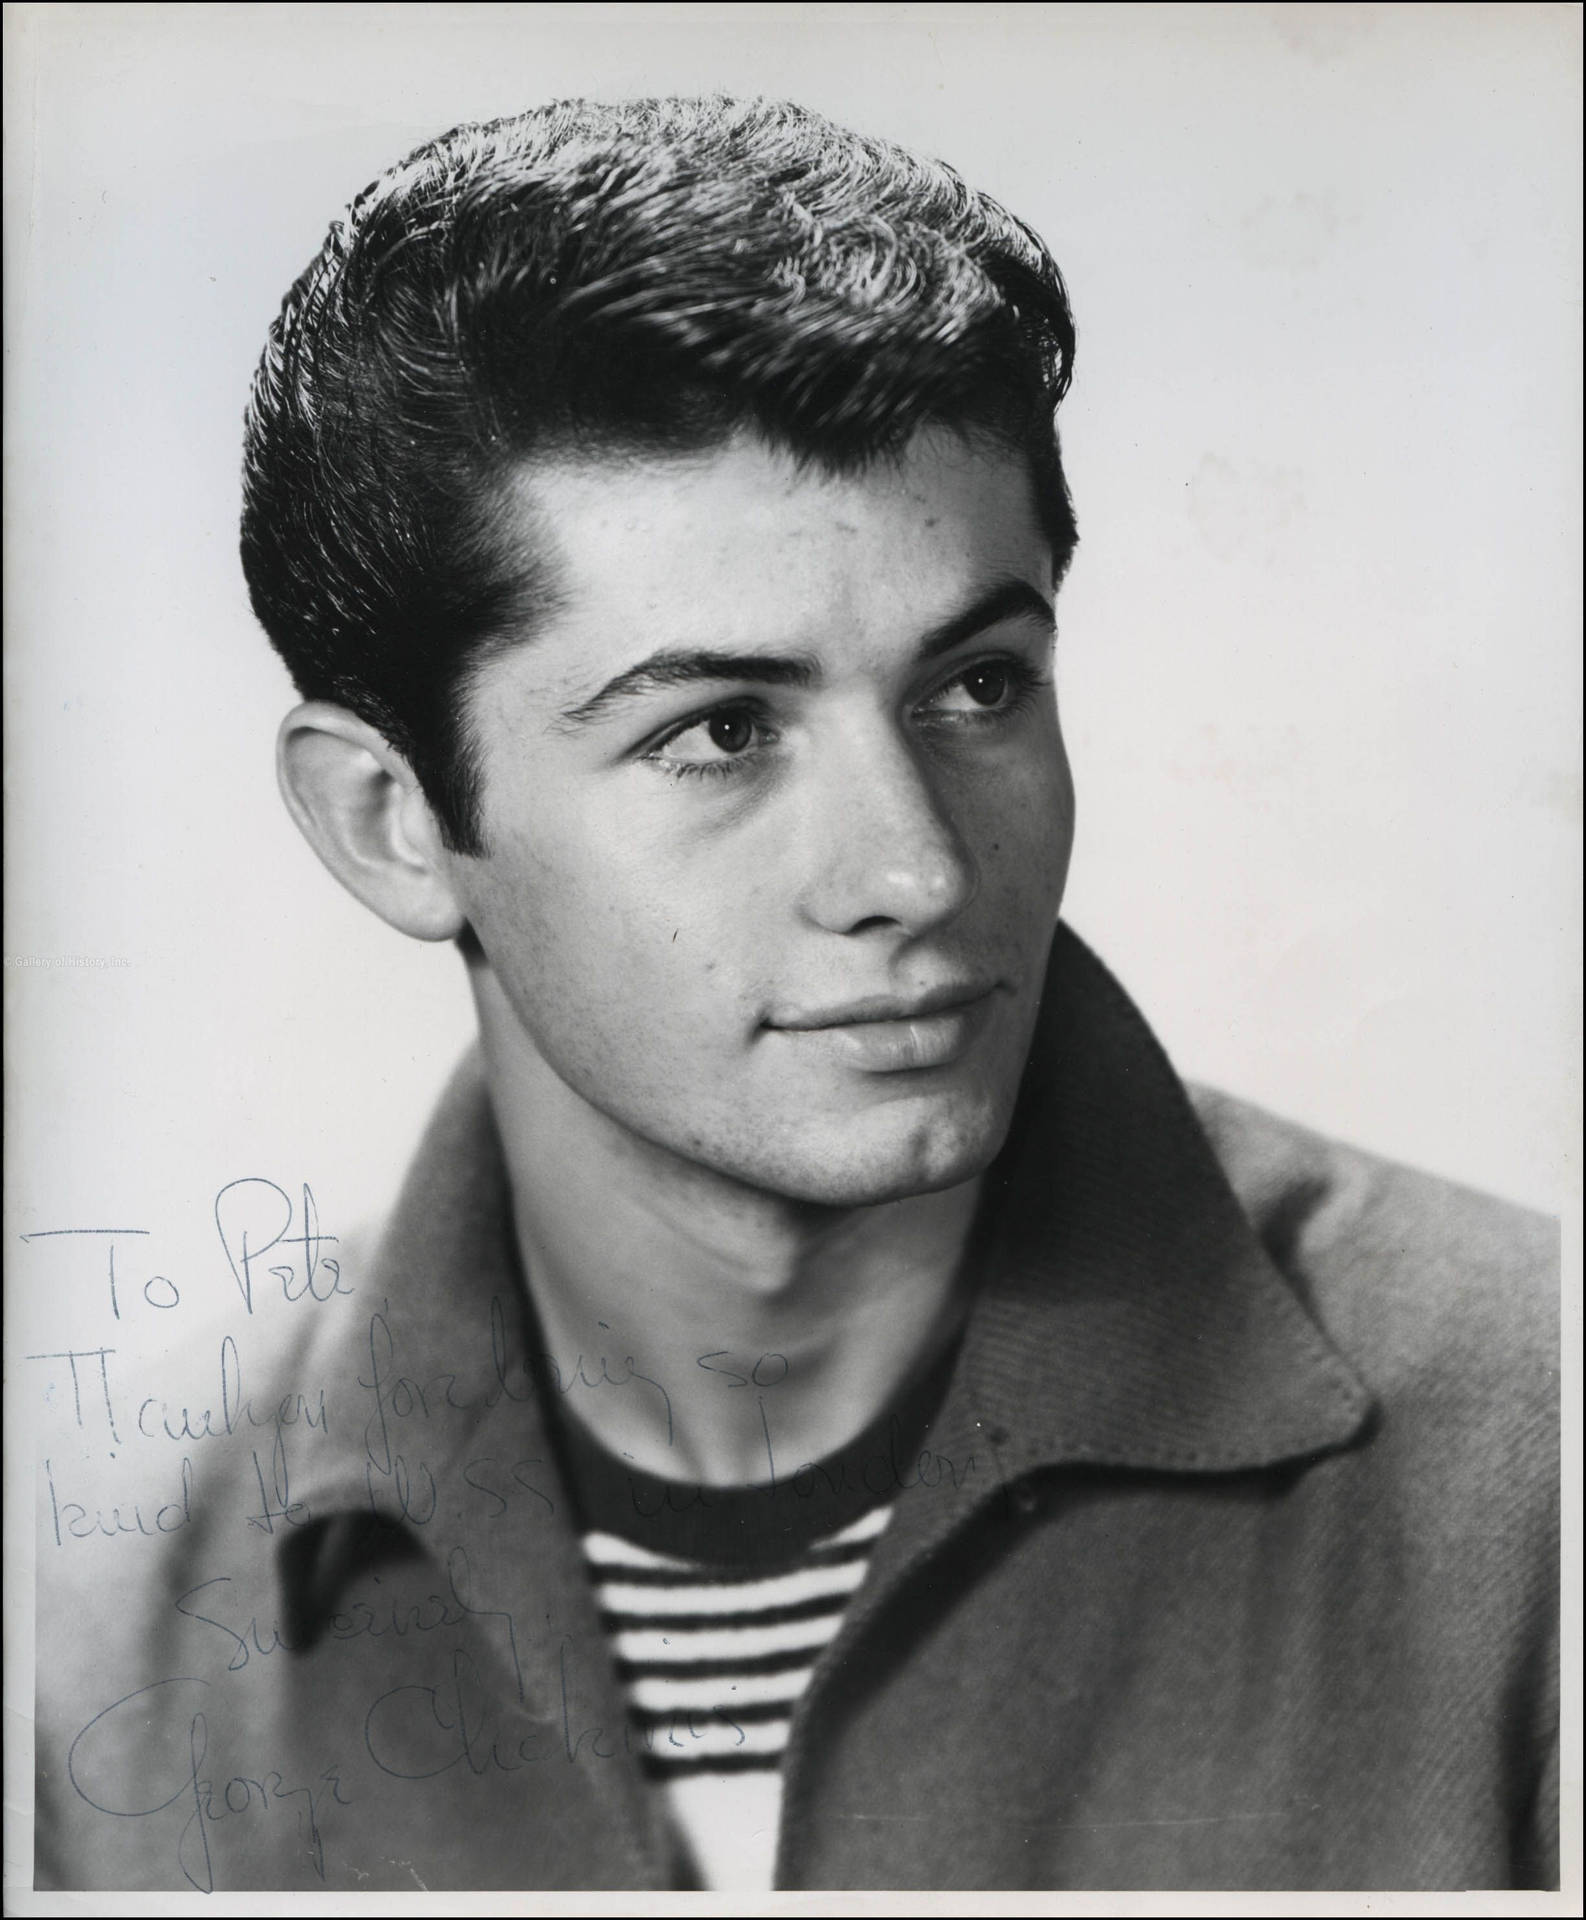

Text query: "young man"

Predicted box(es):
[35, 97, 1557, 1893]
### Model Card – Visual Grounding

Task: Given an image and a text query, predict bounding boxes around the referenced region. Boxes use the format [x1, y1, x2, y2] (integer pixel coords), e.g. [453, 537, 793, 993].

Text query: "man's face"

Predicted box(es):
[446, 425, 1074, 1207]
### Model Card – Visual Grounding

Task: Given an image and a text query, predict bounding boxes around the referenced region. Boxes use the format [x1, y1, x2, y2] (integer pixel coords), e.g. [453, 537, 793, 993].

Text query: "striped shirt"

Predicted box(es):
[548, 1348, 956, 1889]
[581, 1504, 894, 1887]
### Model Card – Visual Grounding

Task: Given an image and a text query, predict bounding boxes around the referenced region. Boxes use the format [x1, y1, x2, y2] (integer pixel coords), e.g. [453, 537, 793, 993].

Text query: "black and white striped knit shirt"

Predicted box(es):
[550, 1353, 955, 1890]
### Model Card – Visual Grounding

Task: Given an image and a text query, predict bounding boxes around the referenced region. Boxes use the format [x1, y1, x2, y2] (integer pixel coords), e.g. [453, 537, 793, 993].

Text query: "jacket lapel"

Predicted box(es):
[963, 923, 1373, 1477]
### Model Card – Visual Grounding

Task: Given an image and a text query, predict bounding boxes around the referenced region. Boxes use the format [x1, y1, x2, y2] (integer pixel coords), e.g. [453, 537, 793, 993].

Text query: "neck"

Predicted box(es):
[470, 969, 981, 1486]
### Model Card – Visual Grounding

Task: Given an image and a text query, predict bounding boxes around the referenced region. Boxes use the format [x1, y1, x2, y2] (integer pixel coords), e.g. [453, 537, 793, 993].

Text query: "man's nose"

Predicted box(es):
[795, 721, 979, 938]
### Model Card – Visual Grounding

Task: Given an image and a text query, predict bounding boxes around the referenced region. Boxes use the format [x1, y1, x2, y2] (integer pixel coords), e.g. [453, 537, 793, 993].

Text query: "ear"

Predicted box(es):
[276, 703, 468, 942]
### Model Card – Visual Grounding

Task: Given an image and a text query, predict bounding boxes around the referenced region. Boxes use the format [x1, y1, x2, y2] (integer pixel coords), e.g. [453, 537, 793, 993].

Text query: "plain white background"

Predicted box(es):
[3, 6, 1580, 1912]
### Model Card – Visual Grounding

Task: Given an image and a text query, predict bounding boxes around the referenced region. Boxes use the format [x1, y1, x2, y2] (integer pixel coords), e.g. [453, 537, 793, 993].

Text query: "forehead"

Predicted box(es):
[500, 428, 1052, 665]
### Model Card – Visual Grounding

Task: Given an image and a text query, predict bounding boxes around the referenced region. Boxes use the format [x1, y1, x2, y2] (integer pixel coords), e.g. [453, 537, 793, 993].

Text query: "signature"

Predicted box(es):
[66, 1677, 350, 1892]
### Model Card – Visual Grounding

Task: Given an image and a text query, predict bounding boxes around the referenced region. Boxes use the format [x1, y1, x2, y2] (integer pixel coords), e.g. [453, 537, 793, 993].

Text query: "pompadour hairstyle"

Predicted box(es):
[241, 96, 1079, 855]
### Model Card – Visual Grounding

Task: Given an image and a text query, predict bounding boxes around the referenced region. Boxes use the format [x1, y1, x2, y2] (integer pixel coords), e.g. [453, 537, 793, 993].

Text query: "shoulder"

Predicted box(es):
[1187, 1083, 1559, 1445]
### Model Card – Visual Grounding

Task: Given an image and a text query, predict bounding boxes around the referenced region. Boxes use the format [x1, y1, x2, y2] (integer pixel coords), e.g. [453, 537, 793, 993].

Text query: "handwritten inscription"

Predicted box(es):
[66, 1677, 351, 1894]
[214, 1179, 349, 1315]
[137, 1335, 330, 1447]
[44, 1453, 192, 1545]
[29, 1175, 987, 1890]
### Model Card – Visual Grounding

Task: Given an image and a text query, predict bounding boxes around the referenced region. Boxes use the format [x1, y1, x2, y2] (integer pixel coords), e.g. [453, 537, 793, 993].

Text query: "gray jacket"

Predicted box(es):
[35, 927, 1559, 1890]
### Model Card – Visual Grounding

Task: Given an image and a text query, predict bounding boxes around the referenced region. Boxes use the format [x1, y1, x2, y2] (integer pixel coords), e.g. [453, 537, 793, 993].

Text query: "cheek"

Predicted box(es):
[967, 731, 1075, 907]
[1042, 739, 1078, 888]
[464, 804, 749, 1017]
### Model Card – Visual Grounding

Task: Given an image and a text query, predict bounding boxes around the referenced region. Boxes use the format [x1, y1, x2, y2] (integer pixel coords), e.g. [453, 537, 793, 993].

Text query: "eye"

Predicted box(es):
[960, 663, 1011, 707]
[918, 656, 1042, 721]
[644, 701, 775, 779]
[705, 708, 756, 753]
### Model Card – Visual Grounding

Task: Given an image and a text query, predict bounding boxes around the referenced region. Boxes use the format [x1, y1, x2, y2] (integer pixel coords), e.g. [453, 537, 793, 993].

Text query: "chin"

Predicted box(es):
[758, 1089, 1016, 1209]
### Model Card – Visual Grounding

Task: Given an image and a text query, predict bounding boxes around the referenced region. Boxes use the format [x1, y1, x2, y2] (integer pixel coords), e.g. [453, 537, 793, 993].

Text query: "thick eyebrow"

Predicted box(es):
[555, 649, 818, 730]
[914, 578, 1054, 662]
[554, 576, 1053, 730]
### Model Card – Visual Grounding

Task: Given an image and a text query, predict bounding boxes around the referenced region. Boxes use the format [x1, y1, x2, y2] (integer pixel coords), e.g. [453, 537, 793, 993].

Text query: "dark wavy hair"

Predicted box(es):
[241, 97, 1079, 855]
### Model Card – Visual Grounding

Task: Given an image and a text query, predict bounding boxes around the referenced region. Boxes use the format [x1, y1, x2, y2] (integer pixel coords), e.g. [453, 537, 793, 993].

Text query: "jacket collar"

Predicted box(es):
[960, 925, 1371, 1474]
[298, 923, 1370, 1529]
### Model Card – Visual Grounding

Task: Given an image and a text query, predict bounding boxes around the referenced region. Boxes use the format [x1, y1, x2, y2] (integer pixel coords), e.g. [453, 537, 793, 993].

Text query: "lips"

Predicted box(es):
[767, 982, 1001, 1073]
[772, 980, 998, 1030]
